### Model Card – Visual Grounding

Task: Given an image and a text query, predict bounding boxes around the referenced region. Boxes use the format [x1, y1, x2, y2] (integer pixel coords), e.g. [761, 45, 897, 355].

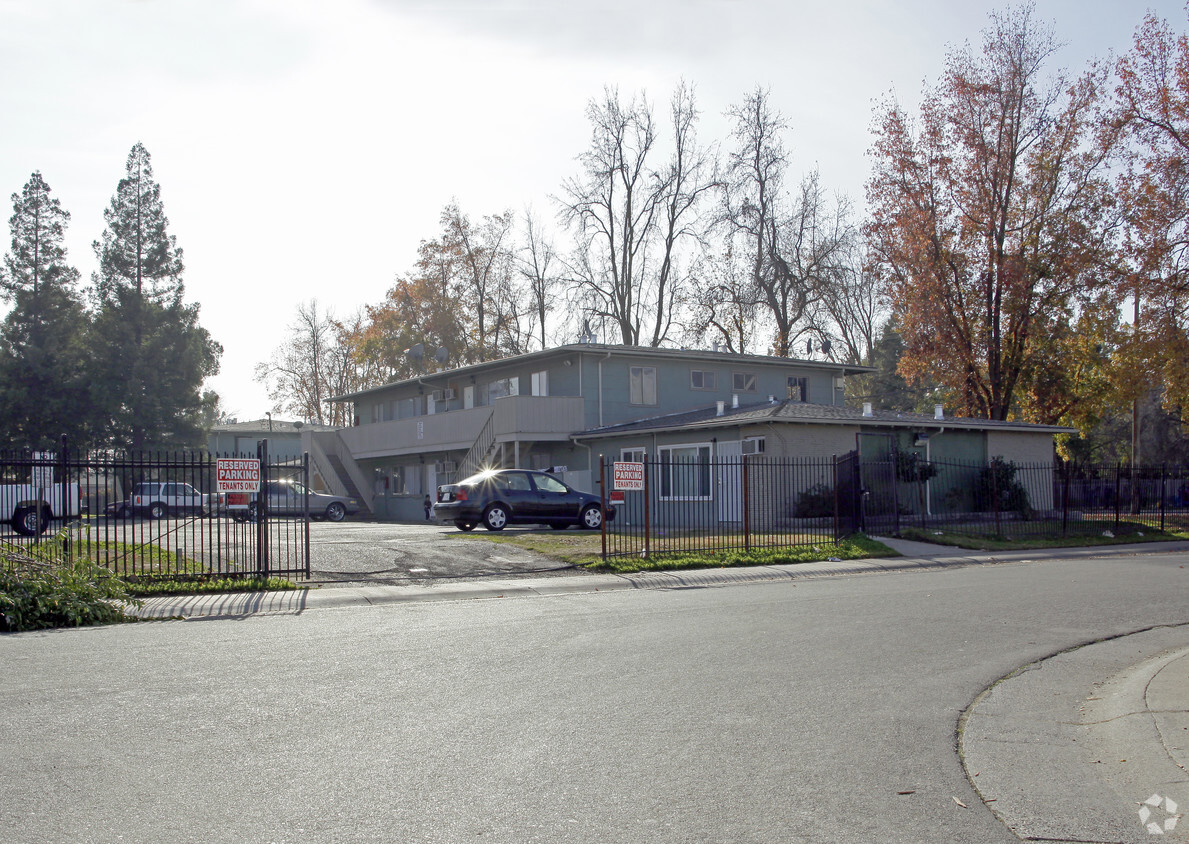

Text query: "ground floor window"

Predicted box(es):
[658, 443, 712, 500]
[620, 447, 647, 463]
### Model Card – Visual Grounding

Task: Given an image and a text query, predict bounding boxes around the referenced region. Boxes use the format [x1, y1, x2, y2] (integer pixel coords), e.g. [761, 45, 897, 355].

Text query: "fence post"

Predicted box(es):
[1061, 460, 1070, 538]
[1161, 463, 1167, 533]
[742, 456, 751, 552]
[304, 452, 312, 579]
[599, 455, 607, 561]
[643, 457, 651, 559]
[832, 454, 839, 542]
[257, 438, 270, 577]
[991, 459, 1000, 535]
[1114, 462, 1122, 534]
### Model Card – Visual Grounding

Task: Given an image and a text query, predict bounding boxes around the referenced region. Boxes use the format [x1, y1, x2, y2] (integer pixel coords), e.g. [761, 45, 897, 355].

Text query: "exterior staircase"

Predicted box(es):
[326, 452, 372, 517]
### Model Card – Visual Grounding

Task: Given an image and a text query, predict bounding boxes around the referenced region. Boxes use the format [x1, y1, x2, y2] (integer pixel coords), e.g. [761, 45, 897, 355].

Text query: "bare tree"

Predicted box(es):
[710, 88, 853, 357]
[558, 82, 713, 346]
[810, 244, 887, 365]
[255, 300, 339, 425]
[517, 207, 558, 350]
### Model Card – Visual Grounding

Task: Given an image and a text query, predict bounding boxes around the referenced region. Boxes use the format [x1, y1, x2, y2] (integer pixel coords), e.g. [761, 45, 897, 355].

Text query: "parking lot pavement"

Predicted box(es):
[309, 520, 582, 585]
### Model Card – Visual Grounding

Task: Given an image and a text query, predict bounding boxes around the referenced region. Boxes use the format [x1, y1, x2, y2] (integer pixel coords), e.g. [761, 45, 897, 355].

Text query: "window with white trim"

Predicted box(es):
[690, 370, 717, 391]
[531, 370, 548, 396]
[630, 366, 657, 405]
[658, 443, 712, 500]
[788, 376, 808, 402]
[733, 372, 757, 392]
[620, 447, 647, 463]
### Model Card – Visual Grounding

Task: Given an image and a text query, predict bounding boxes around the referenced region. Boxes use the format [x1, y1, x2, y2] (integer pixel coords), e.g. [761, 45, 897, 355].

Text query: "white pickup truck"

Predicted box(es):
[1, 481, 82, 536]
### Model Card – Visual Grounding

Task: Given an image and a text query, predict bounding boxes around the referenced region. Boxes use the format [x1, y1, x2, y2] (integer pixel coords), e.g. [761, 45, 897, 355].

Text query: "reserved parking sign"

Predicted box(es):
[613, 461, 645, 491]
[216, 458, 261, 493]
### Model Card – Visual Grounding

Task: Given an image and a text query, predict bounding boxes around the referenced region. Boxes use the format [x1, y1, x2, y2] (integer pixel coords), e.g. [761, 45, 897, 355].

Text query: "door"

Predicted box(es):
[717, 441, 743, 522]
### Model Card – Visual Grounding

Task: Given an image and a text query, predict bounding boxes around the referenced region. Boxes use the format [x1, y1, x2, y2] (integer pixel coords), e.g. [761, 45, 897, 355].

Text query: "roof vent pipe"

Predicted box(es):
[863, 402, 873, 417]
[716, 400, 725, 417]
[934, 404, 944, 420]
[732, 394, 739, 408]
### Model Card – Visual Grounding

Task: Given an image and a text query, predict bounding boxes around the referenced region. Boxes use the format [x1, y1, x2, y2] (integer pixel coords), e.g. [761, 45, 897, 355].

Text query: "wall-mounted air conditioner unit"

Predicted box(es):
[434, 460, 458, 474]
[431, 388, 456, 402]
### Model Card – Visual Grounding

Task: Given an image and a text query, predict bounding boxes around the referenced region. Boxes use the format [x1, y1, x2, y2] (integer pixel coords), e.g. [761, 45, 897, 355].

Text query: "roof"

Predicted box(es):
[572, 399, 1077, 439]
[212, 418, 340, 435]
[331, 343, 873, 402]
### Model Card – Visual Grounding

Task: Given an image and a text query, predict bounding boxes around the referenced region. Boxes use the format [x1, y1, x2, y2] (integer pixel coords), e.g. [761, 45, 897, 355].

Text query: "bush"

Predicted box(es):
[0, 541, 142, 631]
[979, 456, 1033, 520]
[795, 483, 835, 518]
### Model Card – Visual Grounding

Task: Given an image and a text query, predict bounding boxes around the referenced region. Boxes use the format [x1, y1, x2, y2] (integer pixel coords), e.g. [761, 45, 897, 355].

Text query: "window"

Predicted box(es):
[533, 474, 568, 494]
[658, 444, 712, 500]
[370, 403, 382, 423]
[488, 376, 519, 401]
[741, 437, 766, 455]
[788, 376, 808, 402]
[690, 370, 717, 391]
[531, 370, 548, 397]
[733, 372, 757, 392]
[496, 472, 532, 492]
[620, 447, 646, 463]
[630, 366, 657, 405]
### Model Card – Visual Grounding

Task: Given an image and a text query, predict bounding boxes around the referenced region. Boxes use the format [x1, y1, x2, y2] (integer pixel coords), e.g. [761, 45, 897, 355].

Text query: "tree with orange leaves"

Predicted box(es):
[1114, 7, 1189, 413]
[866, 5, 1117, 422]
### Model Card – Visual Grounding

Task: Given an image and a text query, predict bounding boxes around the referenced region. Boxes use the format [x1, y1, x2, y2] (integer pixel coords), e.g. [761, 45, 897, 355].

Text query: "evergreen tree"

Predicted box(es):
[0, 172, 94, 448]
[91, 144, 221, 449]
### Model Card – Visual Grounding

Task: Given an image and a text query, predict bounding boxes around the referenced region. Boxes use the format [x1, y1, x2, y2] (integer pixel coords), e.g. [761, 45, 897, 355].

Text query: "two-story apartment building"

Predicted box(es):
[304, 343, 1070, 521]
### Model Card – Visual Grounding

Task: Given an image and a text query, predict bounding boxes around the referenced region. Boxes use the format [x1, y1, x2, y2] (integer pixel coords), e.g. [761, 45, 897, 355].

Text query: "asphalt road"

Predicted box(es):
[307, 521, 579, 584]
[2, 549, 1188, 843]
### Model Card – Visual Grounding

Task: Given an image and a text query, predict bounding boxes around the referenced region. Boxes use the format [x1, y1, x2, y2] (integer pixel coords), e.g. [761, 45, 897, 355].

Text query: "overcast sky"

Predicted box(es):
[0, 0, 1180, 421]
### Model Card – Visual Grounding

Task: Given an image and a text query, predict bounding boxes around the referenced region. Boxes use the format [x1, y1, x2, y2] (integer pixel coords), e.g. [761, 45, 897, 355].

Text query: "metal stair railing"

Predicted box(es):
[456, 409, 497, 480]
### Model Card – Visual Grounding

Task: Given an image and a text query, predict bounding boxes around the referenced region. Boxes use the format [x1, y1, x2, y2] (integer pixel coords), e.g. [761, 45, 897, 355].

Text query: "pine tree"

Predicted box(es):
[91, 144, 221, 449]
[0, 172, 94, 448]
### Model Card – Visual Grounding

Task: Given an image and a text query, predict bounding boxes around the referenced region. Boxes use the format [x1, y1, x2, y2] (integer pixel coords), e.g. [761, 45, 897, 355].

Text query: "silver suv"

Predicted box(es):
[131, 482, 218, 519]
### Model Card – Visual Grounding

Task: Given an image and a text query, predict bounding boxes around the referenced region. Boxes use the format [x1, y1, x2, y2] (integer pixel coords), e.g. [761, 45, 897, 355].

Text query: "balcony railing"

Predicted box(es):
[337, 395, 586, 459]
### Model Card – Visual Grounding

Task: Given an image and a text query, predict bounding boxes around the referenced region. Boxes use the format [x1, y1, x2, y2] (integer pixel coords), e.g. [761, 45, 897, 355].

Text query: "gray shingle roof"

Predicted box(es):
[574, 400, 1075, 438]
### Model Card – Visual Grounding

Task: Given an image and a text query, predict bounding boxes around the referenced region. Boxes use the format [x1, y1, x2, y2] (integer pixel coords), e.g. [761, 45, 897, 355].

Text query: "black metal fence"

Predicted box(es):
[597, 453, 1189, 559]
[598, 455, 842, 559]
[0, 444, 310, 580]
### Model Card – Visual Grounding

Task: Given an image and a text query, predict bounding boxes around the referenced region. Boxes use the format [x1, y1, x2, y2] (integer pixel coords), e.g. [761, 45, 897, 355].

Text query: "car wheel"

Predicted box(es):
[325, 502, 346, 522]
[482, 505, 508, 531]
[12, 506, 48, 536]
[455, 520, 476, 532]
[550, 523, 569, 530]
[580, 504, 603, 530]
[148, 502, 167, 520]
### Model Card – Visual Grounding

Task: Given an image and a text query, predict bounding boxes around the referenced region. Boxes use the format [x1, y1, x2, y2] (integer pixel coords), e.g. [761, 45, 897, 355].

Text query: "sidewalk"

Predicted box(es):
[962, 625, 1189, 842]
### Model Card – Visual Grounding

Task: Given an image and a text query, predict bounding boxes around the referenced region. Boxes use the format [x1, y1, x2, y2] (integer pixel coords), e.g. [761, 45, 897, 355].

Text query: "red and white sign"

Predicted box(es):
[217, 458, 261, 493]
[609, 490, 626, 504]
[613, 461, 645, 491]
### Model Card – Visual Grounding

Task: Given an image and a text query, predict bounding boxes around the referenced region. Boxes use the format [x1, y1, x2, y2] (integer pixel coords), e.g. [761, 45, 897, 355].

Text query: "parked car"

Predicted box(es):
[433, 469, 614, 532]
[229, 479, 360, 522]
[131, 482, 219, 519]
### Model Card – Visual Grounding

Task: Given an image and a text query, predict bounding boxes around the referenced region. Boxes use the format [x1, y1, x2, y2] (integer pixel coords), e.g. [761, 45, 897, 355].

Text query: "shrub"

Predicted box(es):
[978, 456, 1033, 520]
[0, 540, 142, 631]
[795, 483, 835, 518]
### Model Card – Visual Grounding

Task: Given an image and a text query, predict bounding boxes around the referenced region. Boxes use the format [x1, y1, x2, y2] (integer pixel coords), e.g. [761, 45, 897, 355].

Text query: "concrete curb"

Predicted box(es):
[131, 538, 1189, 620]
[961, 625, 1189, 843]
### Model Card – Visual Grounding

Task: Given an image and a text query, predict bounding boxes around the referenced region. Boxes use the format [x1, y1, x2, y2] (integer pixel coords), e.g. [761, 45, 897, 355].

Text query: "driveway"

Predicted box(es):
[309, 520, 579, 584]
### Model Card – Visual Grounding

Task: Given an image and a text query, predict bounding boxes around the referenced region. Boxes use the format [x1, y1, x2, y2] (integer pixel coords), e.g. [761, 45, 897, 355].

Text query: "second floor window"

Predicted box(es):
[630, 366, 657, 405]
[531, 370, 548, 396]
[690, 370, 717, 391]
[733, 372, 757, 392]
[788, 377, 808, 402]
[489, 377, 519, 401]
